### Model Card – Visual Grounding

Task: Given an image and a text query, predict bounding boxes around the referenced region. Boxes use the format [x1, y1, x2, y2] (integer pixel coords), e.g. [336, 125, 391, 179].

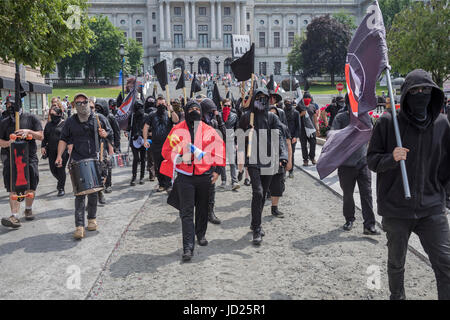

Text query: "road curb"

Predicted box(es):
[294, 163, 431, 267]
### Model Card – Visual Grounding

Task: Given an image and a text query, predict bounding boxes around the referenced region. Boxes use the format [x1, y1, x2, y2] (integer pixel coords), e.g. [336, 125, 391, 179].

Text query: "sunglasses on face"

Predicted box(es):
[409, 87, 432, 95]
[75, 100, 89, 107]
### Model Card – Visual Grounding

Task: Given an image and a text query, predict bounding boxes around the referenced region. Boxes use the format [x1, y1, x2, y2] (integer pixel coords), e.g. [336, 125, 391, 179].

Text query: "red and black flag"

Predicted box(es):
[230, 43, 255, 82]
[153, 60, 168, 91]
[317, 1, 388, 179]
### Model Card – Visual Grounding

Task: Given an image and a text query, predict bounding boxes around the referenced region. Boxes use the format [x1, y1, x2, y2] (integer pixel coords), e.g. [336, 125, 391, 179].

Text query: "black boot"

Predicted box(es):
[252, 228, 263, 245]
[98, 191, 106, 204]
[271, 206, 284, 218]
[130, 175, 136, 186]
[139, 173, 145, 185]
[208, 205, 221, 224]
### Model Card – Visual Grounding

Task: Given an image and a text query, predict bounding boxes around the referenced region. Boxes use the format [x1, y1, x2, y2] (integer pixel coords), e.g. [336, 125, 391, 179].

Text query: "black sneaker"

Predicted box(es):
[343, 221, 353, 231]
[197, 237, 208, 246]
[182, 249, 193, 262]
[271, 207, 285, 218]
[104, 186, 112, 194]
[364, 225, 381, 236]
[139, 179, 145, 185]
[250, 226, 265, 237]
[57, 189, 65, 197]
[98, 191, 106, 205]
[208, 211, 221, 224]
[130, 178, 136, 186]
[252, 230, 263, 245]
[238, 170, 244, 182]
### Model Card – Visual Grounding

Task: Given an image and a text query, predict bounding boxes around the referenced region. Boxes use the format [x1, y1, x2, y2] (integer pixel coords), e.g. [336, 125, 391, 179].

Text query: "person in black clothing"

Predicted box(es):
[200, 98, 226, 225]
[108, 98, 118, 116]
[0, 97, 43, 228]
[42, 103, 68, 197]
[128, 101, 147, 186]
[326, 96, 343, 128]
[56, 93, 113, 240]
[367, 69, 450, 300]
[220, 98, 240, 190]
[143, 96, 179, 192]
[95, 98, 120, 193]
[296, 91, 318, 166]
[238, 88, 288, 245]
[331, 95, 380, 236]
[283, 98, 300, 178]
[143, 96, 157, 181]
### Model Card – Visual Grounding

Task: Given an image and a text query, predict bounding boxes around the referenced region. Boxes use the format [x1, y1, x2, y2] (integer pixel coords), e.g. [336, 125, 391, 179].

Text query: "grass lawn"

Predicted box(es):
[49, 86, 123, 103]
[305, 82, 388, 96]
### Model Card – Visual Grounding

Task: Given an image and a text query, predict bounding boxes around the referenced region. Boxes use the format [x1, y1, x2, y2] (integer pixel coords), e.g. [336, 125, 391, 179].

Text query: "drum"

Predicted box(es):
[69, 158, 104, 196]
[111, 153, 131, 168]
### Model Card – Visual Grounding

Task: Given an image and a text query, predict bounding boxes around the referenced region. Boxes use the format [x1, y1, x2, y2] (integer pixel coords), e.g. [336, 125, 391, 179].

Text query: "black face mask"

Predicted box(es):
[406, 92, 431, 121]
[284, 104, 292, 111]
[254, 96, 268, 112]
[50, 114, 62, 123]
[188, 110, 201, 122]
[156, 104, 166, 115]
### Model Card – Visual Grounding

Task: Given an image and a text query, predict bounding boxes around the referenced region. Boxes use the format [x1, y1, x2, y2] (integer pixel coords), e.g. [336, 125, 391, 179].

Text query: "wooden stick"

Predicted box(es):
[244, 73, 255, 109]
[96, 114, 104, 162]
[183, 87, 187, 105]
[165, 84, 171, 118]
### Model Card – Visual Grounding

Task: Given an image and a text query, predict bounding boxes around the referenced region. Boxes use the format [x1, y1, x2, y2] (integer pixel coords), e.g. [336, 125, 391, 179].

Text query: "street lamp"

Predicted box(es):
[189, 56, 194, 74]
[119, 43, 125, 98]
[215, 56, 220, 76]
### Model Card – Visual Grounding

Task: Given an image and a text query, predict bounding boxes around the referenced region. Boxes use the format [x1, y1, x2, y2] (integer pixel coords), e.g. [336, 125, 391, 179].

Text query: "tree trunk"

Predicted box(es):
[330, 72, 335, 87]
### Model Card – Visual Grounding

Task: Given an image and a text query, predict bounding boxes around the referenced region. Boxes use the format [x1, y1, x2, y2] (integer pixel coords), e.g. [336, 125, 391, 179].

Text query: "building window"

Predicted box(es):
[136, 32, 143, 43]
[223, 25, 232, 32]
[289, 20, 294, 25]
[246, 12, 250, 19]
[153, 25, 156, 32]
[136, 19, 142, 25]
[153, 36, 156, 44]
[174, 25, 183, 32]
[247, 24, 250, 32]
[174, 34, 184, 48]
[288, 32, 295, 47]
[224, 7, 231, 16]
[199, 7, 206, 16]
[223, 34, 232, 48]
[198, 34, 209, 48]
[120, 19, 126, 25]
[123, 31, 127, 38]
[198, 25, 208, 32]
[274, 20, 279, 25]
[152, 12, 156, 20]
[259, 20, 264, 25]
[274, 62, 281, 75]
[304, 20, 308, 25]
[274, 32, 280, 48]
[174, 7, 181, 16]
[259, 62, 267, 75]
[259, 32, 265, 48]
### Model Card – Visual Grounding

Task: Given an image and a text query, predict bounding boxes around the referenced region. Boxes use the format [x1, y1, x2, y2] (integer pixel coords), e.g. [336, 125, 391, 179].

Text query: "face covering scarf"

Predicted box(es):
[76, 103, 91, 122]
[304, 98, 312, 106]
[222, 106, 231, 122]
[406, 92, 431, 121]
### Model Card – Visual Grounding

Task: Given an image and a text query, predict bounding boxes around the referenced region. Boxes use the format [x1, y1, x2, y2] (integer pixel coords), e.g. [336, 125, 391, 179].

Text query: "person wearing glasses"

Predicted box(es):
[56, 93, 112, 240]
[367, 69, 450, 300]
[238, 88, 288, 245]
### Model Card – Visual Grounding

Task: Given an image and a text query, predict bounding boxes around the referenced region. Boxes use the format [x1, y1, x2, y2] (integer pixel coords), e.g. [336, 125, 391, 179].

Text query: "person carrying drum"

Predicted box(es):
[56, 93, 113, 240]
[0, 96, 43, 228]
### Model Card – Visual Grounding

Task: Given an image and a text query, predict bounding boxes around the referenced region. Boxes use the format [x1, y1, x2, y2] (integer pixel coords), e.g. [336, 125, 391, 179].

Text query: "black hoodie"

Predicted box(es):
[238, 88, 288, 170]
[96, 98, 121, 150]
[367, 69, 449, 218]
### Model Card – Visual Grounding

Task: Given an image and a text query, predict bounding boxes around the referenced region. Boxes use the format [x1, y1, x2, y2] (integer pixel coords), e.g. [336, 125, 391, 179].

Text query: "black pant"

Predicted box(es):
[209, 179, 216, 210]
[105, 159, 113, 188]
[300, 131, 316, 161]
[176, 174, 210, 251]
[48, 150, 68, 191]
[131, 146, 146, 179]
[74, 193, 97, 227]
[290, 141, 297, 173]
[337, 165, 375, 228]
[152, 146, 172, 188]
[247, 167, 273, 231]
[146, 147, 155, 179]
[382, 215, 450, 300]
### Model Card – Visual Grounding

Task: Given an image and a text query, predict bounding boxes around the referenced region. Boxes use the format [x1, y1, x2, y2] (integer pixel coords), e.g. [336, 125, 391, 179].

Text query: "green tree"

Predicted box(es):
[332, 11, 357, 31]
[0, 0, 93, 74]
[287, 34, 305, 76]
[379, 0, 412, 31]
[301, 15, 352, 87]
[387, 0, 450, 87]
[126, 38, 144, 76]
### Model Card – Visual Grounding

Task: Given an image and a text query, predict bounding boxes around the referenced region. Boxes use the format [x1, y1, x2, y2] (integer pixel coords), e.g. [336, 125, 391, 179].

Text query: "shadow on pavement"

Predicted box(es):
[34, 208, 73, 220]
[135, 217, 180, 239]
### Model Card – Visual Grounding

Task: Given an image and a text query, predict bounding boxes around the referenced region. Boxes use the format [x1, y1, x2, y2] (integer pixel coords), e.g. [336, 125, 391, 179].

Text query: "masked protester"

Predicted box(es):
[95, 98, 119, 193]
[296, 91, 318, 166]
[160, 99, 226, 262]
[128, 101, 147, 186]
[367, 69, 450, 300]
[220, 98, 240, 190]
[326, 96, 344, 128]
[0, 97, 44, 229]
[200, 98, 226, 225]
[143, 96, 179, 192]
[238, 88, 288, 245]
[283, 98, 300, 178]
[56, 93, 113, 240]
[42, 103, 69, 197]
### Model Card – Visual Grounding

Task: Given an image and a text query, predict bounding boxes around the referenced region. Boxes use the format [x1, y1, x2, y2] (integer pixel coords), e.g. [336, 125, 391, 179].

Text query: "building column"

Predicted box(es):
[128, 13, 133, 39]
[241, 3, 246, 35]
[283, 14, 287, 47]
[297, 14, 301, 35]
[235, 2, 240, 35]
[159, 2, 165, 40]
[268, 14, 272, 47]
[185, 1, 190, 40]
[165, 1, 171, 41]
[217, 1, 222, 40]
[211, 1, 216, 40]
[191, 1, 196, 40]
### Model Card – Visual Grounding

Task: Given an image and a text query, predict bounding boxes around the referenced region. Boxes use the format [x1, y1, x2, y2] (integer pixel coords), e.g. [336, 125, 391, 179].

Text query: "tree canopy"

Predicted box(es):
[0, 0, 93, 74]
[126, 38, 144, 76]
[332, 11, 357, 31]
[378, 0, 412, 31]
[387, 0, 449, 87]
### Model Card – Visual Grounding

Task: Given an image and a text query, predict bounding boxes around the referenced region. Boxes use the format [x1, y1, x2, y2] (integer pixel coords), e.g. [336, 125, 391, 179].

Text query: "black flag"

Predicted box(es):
[153, 60, 168, 91]
[176, 67, 186, 90]
[190, 72, 202, 98]
[230, 43, 255, 82]
[212, 82, 222, 110]
[266, 75, 275, 91]
[116, 92, 123, 108]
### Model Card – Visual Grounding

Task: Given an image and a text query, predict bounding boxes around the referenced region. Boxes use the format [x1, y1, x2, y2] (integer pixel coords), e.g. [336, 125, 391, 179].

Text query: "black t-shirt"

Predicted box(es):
[0, 113, 43, 163]
[144, 111, 173, 147]
[42, 118, 65, 154]
[60, 113, 112, 161]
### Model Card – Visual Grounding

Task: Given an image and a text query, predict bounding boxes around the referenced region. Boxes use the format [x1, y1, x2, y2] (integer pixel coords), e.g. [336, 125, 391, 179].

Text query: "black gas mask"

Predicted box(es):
[406, 87, 432, 121]
[254, 95, 269, 112]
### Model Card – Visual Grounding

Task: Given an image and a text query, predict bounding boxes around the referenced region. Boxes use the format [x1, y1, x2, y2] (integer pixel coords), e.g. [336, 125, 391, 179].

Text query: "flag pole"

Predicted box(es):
[385, 68, 411, 200]
[246, 73, 255, 158]
[183, 87, 187, 105]
[165, 84, 171, 118]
